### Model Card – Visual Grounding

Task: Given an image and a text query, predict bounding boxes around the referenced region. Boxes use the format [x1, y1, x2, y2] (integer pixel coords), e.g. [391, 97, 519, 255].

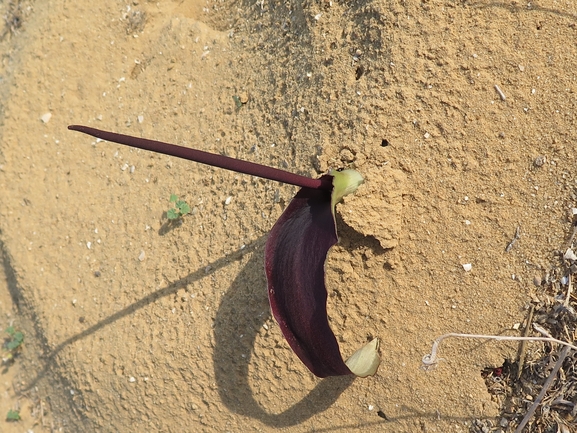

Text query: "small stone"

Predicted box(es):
[239, 92, 249, 104]
[224, 196, 232, 205]
[41, 112, 52, 123]
[564, 248, 577, 261]
[138, 250, 145, 261]
[462, 263, 472, 272]
[129, 376, 136, 383]
[137, 115, 144, 123]
[533, 276, 542, 286]
[86, 241, 92, 249]
[340, 148, 355, 162]
[533, 155, 546, 167]
[424, 132, 430, 139]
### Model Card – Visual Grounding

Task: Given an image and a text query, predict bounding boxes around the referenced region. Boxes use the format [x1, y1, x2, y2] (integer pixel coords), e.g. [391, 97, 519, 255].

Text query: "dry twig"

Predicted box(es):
[421, 333, 577, 371]
[514, 345, 571, 433]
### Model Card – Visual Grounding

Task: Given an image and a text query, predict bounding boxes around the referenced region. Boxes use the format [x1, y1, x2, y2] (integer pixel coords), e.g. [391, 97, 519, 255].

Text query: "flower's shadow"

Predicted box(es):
[213, 247, 355, 427]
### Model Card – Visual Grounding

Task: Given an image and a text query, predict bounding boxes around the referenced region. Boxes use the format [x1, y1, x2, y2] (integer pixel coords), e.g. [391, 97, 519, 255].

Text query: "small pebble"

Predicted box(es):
[423, 132, 430, 139]
[137, 115, 144, 123]
[86, 241, 92, 249]
[462, 263, 472, 272]
[563, 248, 577, 261]
[129, 377, 136, 383]
[41, 112, 52, 123]
[368, 405, 374, 411]
[138, 250, 145, 261]
[224, 196, 232, 205]
[533, 155, 546, 167]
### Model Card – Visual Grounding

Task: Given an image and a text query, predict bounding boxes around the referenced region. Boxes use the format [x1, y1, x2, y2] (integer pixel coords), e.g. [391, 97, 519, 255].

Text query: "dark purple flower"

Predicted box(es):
[68, 125, 380, 377]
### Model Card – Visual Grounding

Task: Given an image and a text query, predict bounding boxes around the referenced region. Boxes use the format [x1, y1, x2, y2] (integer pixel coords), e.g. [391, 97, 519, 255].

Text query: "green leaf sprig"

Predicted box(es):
[167, 194, 191, 220]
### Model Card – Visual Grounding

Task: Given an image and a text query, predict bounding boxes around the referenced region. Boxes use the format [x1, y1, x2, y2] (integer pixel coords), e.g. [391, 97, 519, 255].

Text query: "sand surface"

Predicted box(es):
[0, 0, 576, 431]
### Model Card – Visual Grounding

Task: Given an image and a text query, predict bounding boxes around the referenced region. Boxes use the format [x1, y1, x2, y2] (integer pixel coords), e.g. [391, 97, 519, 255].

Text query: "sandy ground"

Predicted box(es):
[0, 0, 576, 431]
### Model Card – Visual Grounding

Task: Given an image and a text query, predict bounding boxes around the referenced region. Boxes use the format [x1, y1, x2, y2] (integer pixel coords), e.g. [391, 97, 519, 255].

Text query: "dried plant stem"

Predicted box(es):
[565, 273, 573, 308]
[514, 345, 571, 433]
[422, 333, 577, 371]
[516, 305, 535, 380]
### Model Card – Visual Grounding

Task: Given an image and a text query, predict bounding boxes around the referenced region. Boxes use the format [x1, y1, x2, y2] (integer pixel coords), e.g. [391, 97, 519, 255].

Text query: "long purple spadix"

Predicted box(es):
[68, 125, 332, 190]
[68, 125, 380, 378]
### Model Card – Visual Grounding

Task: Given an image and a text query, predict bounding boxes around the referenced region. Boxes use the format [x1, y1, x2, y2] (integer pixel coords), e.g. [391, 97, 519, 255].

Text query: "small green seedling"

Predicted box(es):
[3, 326, 24, 360]
[232, 95, 243, 109]
[6, 409, 21, 421]
[167, 194, 191, 220]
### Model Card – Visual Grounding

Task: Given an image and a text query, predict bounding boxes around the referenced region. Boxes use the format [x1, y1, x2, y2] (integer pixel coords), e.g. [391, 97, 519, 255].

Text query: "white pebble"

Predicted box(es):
[462, 263, 472, 272]
[138, 250, 145, 261]
[368, 405, 374, 411]
[41, 112, 52, 123]
[561, 276, 569, 285]
[129, 376, 136, 383]
[563, 248, 577, 261]
[121, 163, 129, 171]
[86, 242, 92, 249]
[137, 115, 144, 123]
[130, 165, 135, 173]
[464, 220, 471, 225]
[423, 132, 430, 139]
[571, 208, 577, 215]
[314, 13, 322, 20]
[224, 196, 232, 205]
